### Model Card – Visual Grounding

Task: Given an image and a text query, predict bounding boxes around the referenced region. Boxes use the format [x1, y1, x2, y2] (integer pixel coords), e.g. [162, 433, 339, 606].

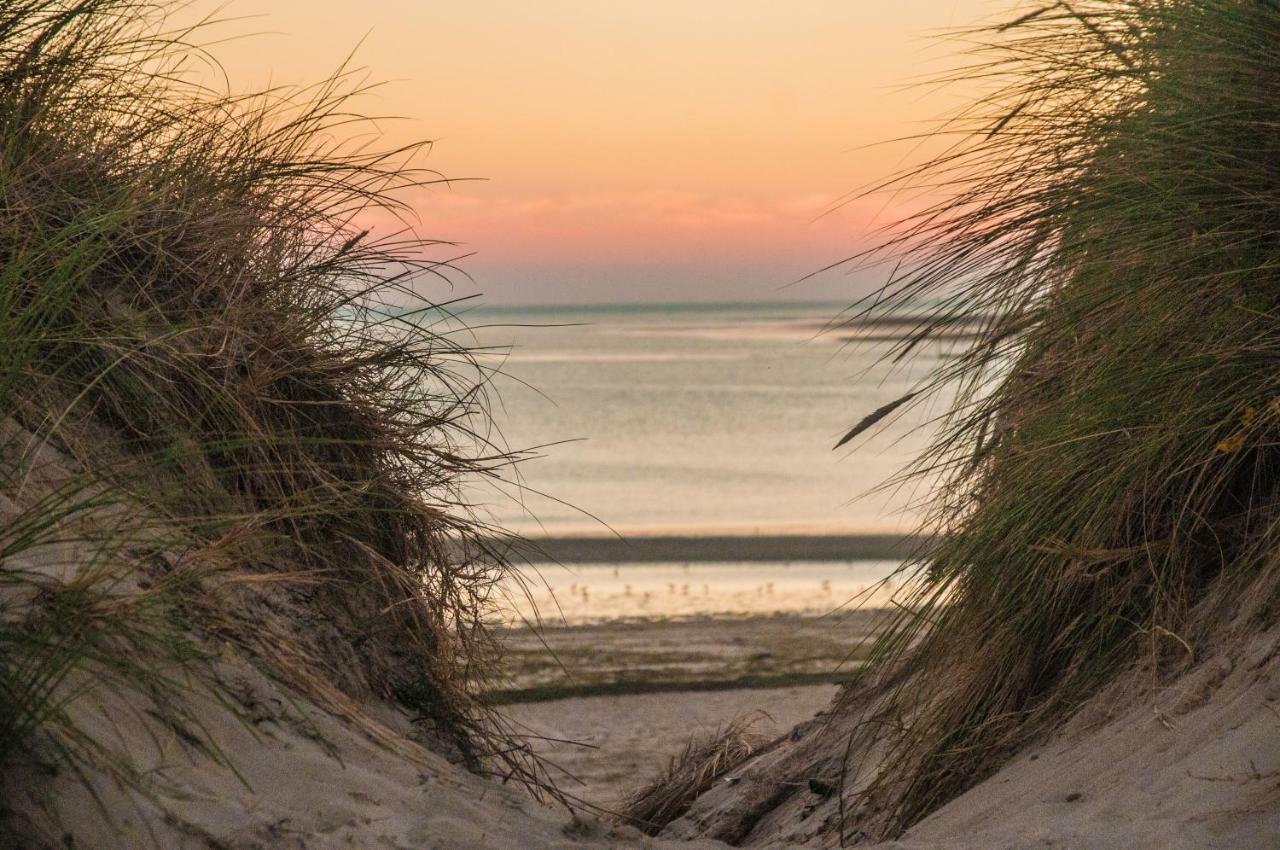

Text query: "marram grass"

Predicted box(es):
[837, 0, 1280, 838]
[0, 0, 546, 815]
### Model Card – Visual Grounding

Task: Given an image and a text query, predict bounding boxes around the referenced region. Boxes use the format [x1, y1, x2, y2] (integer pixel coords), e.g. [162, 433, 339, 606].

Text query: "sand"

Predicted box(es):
[10, 608, 1278, 848]
[4, 640, 740, 849]
[662, 625, 1280, 849]
[7, 436, 1276, 848]
[886, 628, 1280, 849]
[505, 684, 840, 809]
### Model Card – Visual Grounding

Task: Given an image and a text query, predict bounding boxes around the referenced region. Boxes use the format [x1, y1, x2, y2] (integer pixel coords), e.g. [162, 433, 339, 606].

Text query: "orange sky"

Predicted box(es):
[202, 1, 999, 303]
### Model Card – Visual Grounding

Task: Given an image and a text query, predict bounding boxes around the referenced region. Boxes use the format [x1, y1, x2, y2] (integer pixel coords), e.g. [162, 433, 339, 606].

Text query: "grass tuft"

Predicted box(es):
[620, 714, 767, 835]
[0, 0, 548, 818]
[830, 0, 1280, 838]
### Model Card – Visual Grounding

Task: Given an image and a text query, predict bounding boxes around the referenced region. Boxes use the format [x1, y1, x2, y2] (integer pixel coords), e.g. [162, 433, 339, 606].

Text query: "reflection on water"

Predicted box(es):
[463, 302, 954, 537]
[500, 560, 901, 625]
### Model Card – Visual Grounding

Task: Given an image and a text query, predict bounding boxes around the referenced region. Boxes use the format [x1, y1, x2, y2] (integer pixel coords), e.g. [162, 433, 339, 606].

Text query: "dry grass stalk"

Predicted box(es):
[820, 0, 1280, 839]
[620, 713, 767, 835]
[0, 0, 556, 812]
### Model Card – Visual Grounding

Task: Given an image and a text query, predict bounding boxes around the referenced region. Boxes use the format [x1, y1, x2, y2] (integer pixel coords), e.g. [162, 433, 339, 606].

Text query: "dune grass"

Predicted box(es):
[0, 0, 541, 811]
[621, 714, 767, 835]
[830, 0, 1280, 838]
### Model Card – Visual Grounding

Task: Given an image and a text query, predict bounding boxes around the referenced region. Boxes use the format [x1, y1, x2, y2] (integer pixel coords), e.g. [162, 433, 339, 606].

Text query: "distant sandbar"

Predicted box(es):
[494, 533, 929, 564]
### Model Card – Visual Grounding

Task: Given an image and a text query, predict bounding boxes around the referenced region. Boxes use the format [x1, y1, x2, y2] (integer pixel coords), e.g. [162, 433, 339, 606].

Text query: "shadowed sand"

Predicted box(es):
[506, 684, 839, 809]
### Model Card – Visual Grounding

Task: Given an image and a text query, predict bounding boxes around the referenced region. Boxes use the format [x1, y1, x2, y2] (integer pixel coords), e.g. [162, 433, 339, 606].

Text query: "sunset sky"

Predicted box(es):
[206, 1, 997, 304]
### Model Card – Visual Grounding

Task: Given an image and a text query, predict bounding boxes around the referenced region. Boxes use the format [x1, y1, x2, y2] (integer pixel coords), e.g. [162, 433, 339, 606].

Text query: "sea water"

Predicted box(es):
[449, 301, 951, 622]
[462, 301, 950, 537]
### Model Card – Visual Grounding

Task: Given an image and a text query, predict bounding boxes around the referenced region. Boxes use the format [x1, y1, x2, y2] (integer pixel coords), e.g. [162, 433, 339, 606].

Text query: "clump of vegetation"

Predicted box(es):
[830, 0, 1280, 838]
[0, 0, 537, 812]
[621, 714, 766, 835]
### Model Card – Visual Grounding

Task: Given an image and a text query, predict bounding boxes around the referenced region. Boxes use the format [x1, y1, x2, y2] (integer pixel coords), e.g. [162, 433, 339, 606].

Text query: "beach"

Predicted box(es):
[506, 684, 839, 808]
[491, 582, 890, 809]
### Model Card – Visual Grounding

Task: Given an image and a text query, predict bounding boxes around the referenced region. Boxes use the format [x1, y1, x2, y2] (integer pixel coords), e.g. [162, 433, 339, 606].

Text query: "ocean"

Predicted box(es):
[452, 300, 951, 623]
[464, 301, 948, 538]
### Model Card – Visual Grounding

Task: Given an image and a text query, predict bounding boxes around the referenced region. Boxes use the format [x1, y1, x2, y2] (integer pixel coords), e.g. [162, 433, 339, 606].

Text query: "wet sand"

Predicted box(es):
[490, 610, 885, 701]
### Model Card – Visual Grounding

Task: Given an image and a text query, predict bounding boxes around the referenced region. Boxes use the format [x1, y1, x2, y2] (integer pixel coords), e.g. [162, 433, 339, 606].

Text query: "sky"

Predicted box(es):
[200, 1, 998, 304]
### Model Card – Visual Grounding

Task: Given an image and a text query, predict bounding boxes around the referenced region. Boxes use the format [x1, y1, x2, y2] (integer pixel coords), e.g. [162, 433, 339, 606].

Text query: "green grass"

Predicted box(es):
[829, 0, 1280, 838]
[0, 0, 542, 815]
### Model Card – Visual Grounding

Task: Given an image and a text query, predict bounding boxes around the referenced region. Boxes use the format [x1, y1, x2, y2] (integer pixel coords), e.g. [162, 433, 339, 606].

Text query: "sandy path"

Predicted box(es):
[504, 684, 839, 810]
